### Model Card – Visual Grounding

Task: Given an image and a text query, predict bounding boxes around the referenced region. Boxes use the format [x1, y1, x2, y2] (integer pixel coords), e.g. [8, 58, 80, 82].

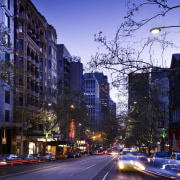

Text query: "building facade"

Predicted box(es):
[0, 0, 15, 155]
[169, 54, 180, 152]
[84, 73, 101, 129]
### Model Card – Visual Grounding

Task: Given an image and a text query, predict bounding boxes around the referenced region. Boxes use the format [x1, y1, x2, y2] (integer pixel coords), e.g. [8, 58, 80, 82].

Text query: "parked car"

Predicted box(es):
[117, 155, 145, 172]
[68, 152, 76, 158]
[75, 152, 81, 157]
[18, 154, 38, 162]
[33, 153, 45, 161]
[0, 154, 21, 165]
[42, 153, 56, 161]
[56, 152, 68, 159]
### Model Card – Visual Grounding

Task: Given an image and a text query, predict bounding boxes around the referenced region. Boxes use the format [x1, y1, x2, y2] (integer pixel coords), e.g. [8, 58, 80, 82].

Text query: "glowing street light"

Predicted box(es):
[150, 26, 180, 34]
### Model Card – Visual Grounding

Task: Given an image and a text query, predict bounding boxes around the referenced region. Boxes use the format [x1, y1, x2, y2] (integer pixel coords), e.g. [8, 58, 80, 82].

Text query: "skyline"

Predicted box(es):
[31, 0, 180, 105]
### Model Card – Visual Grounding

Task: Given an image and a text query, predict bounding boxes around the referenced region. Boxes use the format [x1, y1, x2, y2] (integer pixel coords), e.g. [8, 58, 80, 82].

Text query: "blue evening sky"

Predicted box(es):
[31, 0, 180, 104]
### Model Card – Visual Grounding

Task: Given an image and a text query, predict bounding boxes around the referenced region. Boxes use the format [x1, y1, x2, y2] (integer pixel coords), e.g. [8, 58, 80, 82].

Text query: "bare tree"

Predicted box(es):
[87, 0, 180, 89]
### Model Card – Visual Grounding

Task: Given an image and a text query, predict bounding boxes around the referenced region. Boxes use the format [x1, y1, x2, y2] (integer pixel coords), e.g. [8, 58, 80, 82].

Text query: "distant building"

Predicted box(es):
[70, 61, 83, 94]
[83, 73, 101, 129]
[56, 44, 71, 95]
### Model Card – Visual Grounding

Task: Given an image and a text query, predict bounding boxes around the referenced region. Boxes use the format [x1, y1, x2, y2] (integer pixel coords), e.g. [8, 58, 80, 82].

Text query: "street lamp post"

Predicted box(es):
[150, 25, 180, 34]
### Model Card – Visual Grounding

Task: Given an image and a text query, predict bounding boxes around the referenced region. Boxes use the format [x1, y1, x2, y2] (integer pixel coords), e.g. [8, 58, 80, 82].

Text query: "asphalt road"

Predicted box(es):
[0, 155, 179, 180]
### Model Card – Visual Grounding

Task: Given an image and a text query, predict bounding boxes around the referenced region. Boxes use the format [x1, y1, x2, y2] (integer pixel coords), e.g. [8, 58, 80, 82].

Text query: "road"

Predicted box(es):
[0, 155, 179, 180]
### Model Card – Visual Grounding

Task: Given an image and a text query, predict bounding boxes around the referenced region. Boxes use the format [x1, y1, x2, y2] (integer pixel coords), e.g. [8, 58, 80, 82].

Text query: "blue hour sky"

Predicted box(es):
[31, 0, 180, 104]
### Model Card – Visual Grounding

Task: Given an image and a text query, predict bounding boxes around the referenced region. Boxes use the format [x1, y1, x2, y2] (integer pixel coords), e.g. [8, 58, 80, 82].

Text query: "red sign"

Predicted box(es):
[70, 119, 75, 140]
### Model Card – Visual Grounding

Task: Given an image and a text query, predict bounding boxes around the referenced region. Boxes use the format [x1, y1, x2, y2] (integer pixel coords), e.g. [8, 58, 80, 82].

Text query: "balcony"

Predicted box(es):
[27, 56, 31, 61]
[19, 13, 29, 22]
[40, 36, 47, 44]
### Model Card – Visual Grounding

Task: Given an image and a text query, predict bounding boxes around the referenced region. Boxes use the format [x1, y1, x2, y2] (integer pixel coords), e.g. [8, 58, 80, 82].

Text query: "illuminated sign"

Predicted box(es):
[70, 119, 75, 140]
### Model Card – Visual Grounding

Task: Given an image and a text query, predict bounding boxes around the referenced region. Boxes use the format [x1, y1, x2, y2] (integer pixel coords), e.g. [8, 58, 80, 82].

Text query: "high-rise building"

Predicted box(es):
[169, 54, 180, 152]
[0, 0, 15, 155]
[56, 44, 71, 95]
[70, 61, 83, 94]
[84, 73, 101, 129]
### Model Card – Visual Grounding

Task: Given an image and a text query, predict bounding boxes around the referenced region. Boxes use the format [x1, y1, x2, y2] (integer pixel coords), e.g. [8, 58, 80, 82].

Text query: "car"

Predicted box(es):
[0, 154, 21, 166]
[18, 154, 38, 162]
[75, 152, 81, 157]
[33, 153, 45, 161]
[117, 155, 145, 172]
[136, 153, 147, 162]
[56, 152, 68, 159]
[68, 152, 76, 158]
[42, 153, 56, 161]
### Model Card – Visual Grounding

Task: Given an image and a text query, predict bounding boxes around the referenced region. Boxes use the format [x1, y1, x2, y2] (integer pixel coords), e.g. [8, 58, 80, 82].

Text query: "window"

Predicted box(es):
[19, 93, 23, 106]
[40, 58, 43, 67]
[5, 14, 10, 28]
[40, 72, 43, 81]
[5, 110, 10, 122]
[19, 75, 23, 85]
[40, 86, 42, 95]
[19, 39, 23, 50]
[48, 46, 51, 55]
[39, 43, 43, 52]
[19, 57, 23, 67]
[5, 34, 10, 46]
[48, 60, 51, 68]
[5, 91, 10, 104]
[5, 53, 10, 62]
[19, 21, 23, 32]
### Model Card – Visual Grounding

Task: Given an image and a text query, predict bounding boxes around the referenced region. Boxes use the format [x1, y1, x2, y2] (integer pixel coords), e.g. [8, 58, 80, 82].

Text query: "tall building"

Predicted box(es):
[151, 67, 169, 151]
[12, 0, 58, 155]
[0, 0, 15, 155]
[84, 73, 101, 129]
[94, 72, 109, 112]
[46, 24, 57, 105]
[169, 54, 180, 152]
[70, 61, 83, 94]
[56, 44, 71, 95]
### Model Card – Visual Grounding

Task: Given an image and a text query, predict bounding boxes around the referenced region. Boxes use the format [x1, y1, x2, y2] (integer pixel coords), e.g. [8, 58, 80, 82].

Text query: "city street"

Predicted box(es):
[0, 155, 179, 180]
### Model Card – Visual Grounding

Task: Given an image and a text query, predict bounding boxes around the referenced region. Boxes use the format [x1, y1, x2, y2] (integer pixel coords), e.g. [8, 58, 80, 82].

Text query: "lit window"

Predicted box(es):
[19, 21, 23, 32]
[5, 34, 10, 46]
[39, 43, 43, 53]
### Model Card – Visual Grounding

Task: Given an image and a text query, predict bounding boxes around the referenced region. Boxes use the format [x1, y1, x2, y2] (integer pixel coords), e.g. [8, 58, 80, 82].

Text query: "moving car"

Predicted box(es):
[0, 154, 21, 165]
[18, 154, 38, 162]
[56, 152, 68, 159]
[117, 155, 145, 171]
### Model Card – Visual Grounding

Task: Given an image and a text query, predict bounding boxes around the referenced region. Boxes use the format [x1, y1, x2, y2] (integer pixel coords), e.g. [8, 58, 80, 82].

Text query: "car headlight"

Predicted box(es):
[118, 161, 124, 169]
[135, 162, 145, 170]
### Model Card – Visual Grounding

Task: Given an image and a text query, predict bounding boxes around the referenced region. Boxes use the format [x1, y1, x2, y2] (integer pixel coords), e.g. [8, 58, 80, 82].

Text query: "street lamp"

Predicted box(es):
[150, 25, 180, 34]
